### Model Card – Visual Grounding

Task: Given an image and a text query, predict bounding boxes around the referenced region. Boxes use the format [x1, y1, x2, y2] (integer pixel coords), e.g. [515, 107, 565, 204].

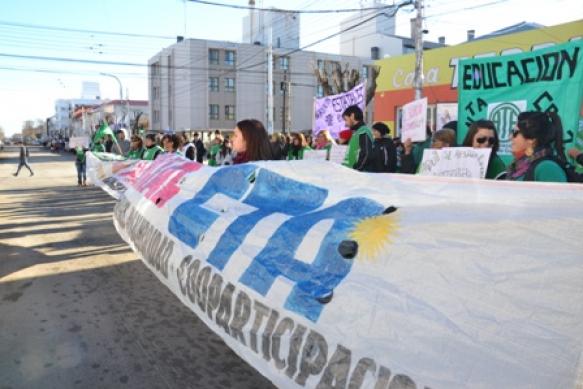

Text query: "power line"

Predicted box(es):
[424, 0, 511, 19]
[188, 0, 398, 14]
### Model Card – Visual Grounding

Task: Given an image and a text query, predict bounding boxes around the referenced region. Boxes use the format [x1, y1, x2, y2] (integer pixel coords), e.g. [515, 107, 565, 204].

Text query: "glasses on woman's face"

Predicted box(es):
[476, 136, 495, 145]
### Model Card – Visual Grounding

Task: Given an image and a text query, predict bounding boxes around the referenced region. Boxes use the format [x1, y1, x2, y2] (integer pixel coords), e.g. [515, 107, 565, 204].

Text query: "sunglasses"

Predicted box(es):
[476, 136, 496, 145]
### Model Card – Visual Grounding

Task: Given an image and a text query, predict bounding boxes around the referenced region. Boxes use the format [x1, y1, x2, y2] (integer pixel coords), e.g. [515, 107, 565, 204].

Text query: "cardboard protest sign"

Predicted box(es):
[418, 147, 492, 179]
[302, 149, 328, 161]
[457, 40, 583, 164]
[328, 145, 348, 164]
[89, 153, 583, 389]
[313, 83, 366, 139]
[69, 136, 90, 149]
[401, 97, 428, 142]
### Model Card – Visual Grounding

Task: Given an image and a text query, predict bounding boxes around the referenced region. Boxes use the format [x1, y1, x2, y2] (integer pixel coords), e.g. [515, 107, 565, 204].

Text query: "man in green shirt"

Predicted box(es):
[342, 105, 375, 172]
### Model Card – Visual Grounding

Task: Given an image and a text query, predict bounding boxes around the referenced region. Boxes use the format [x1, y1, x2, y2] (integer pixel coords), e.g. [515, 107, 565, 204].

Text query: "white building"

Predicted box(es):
[148, 38, 374, 133]
[242, 2, 300, 49]
[340, 0, 445, 59]
[54, 98, 102, 136]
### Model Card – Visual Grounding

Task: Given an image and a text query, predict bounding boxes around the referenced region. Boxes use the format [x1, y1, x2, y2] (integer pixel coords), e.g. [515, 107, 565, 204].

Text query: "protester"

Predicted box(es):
[193, 132, 206, 163]
[270, 133, 286, 160]
[104, 134, 115, 153]
[180, 133, 196, 161]
[401, 128, 456, 174]
[74, 146, 87, 186]
[162, 134, 180, 154]
[115, 129, 131, 156]
[282, 133, 292, 158]
[92, 139, 106, 153]
[208, 136, 223, 166]
[342, 105, 374, 171]
[143, 134, 164, 160]
[462, 120, 506, 179]
[505, 111, 567, 182]
[401, 126, 433, 173]
[314, 130, 336, 152]
[127, 135, 145, 159]
[216, 138, 234, 166]
[12, 142, 34, 177]
[371, 122, 397, 173]
[288, 133, 311, 160]
[231, 119, 273, 164]
[305, 134, 314, 149]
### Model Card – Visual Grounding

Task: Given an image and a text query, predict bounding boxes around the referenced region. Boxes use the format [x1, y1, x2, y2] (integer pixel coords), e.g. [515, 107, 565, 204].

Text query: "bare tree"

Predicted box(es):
[312, 61, 380, 106]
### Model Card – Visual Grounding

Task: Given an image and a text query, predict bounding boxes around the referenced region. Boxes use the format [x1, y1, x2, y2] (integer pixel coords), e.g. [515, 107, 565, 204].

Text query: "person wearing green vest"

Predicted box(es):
[92, 139, 105, 153]
[401, 128, 456, 174]
[208, 136, 222, 166]
[127, 135, 145, 160]
[74, 146, 87, 186]
[288, 133, 312, 160]
[505, 111, 567, 182]
[462, 119, 506, 179]
[143, 134, 164, 160]
[341, 105, 374, 171]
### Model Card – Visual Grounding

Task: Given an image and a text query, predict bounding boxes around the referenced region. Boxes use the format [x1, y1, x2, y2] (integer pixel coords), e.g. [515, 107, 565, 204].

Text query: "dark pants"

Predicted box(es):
[76, 161, 86, 184]
[14, 161, 33, 176]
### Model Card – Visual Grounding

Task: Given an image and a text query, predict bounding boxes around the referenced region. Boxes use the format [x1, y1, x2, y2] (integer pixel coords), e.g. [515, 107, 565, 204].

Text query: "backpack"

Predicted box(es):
[524, 156, 583, 183]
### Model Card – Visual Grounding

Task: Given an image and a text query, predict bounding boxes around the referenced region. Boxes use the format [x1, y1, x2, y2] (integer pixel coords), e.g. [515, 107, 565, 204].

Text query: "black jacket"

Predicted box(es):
[371, 137, 397, 173]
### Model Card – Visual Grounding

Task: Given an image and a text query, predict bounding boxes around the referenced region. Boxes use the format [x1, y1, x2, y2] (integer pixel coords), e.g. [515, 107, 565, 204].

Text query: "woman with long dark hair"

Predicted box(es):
[231, 119, 273, 164]
[462, 120, 506, 179]
[287, 133, 311, 160]
[505, 111, 567, 182]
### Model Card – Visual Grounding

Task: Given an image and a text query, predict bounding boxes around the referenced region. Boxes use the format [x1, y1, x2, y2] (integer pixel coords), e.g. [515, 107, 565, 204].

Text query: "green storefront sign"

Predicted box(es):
[457, 40, 583, 167]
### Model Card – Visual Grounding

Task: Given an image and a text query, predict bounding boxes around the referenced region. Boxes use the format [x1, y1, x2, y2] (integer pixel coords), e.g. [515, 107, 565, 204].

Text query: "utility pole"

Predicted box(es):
[413, 0, 424, 100]
[267, 26, 274, 135]
[282, 70, 287, 133]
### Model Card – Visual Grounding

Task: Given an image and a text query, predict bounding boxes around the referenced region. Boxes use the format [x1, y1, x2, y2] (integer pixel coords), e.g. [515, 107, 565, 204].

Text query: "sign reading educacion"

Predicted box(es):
[457, 40, 583, 163]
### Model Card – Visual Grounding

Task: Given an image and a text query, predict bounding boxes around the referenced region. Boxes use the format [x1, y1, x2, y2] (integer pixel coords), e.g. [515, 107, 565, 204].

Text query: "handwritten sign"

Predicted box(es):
[313, 83, 366, 139]
[328, 145, 348, 164]
[418, 147, 492, 179]
[401, 97, 428, 142]
[302, 149, 328, 161]
[69, 136, 90, 149]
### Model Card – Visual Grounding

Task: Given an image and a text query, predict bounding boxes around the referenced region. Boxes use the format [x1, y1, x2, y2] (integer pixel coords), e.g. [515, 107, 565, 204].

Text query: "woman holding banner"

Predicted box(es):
[462, 120, 506, 179]
[231, 119, 273, 164]
[505, 111, 567, 182]
[287, 133, 311, 160]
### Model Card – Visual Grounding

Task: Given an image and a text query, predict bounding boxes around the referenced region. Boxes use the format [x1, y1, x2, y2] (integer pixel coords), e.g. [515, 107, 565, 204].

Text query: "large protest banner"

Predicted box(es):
[457, 40, 583, 164]
[313, 83, 366, 139]
[88, 153, 583, 389]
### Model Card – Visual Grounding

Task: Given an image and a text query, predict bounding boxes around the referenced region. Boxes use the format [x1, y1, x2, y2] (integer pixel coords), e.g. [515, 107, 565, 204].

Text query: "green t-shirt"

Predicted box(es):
[287, 146, 312, 160]
[343, 125, 373, 168]
[486, 155, 506, 179]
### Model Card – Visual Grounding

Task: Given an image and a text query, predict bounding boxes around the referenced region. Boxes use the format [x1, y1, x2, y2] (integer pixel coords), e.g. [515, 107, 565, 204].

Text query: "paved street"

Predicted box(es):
[0, 149, 274, 389]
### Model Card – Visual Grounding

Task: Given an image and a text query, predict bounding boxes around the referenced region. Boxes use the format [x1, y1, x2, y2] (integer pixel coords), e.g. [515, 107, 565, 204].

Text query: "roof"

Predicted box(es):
[476, 21, 545, 41]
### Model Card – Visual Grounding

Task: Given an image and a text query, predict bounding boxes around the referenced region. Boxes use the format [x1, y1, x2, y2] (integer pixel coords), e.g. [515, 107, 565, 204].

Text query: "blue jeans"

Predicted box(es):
[76, 161, 86, 184]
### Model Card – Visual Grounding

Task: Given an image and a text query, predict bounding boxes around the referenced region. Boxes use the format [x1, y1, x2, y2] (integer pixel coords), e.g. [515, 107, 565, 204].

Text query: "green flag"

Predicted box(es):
[93, 122, 116, 143]
[457, 40, 583, 167]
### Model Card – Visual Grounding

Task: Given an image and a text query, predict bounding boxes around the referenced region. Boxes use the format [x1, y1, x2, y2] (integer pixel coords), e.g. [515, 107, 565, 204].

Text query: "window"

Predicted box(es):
[209, 49, 219, 65]
[209, 104, 219, 120]
[153, 110, 160, 123]
[225, 105, 236, 121]
[224, 78, 235, 92]
[225, 50, 236, 66]
[152, 86, 160, 99]
[279, 56, 289, 70]
[151, 62, 160, 76]
[317, 60, 324, 70]
[361, 66, 369, 79]
[316, 85, 324, 98]
[209, 77, 219, 92]
[371, 47, 380, 60]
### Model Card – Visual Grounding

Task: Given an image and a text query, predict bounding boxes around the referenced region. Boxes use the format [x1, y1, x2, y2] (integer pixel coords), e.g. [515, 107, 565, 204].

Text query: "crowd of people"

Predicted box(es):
[73, 105, 582, 186]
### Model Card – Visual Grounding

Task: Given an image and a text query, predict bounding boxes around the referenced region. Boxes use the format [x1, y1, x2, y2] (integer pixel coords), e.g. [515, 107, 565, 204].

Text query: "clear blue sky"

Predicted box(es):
[0, 0, 582, 136]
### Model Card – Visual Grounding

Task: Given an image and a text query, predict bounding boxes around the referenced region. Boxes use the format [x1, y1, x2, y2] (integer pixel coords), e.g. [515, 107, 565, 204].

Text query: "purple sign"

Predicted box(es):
[313, 82, 366, 139]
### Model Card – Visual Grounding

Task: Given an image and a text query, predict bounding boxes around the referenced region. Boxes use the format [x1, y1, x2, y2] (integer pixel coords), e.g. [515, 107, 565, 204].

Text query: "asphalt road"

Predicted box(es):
[0, 149, 275, 389]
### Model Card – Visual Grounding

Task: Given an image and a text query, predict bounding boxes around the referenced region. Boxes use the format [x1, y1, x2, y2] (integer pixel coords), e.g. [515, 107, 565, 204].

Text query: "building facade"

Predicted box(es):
[242, 5, 300, 49]
[149, 39, 374, 134]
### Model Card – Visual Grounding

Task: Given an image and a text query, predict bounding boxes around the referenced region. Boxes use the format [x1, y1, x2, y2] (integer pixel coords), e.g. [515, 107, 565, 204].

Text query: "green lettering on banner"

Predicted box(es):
[458, 40, 583, 164]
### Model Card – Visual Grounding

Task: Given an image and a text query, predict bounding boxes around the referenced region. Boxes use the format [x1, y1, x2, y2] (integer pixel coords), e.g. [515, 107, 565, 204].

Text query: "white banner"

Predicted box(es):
[418, 147, 492, 179]
[401, 97, 428, 142]
[328, 145, 348, 164]
[302, 149, 328, 161]
[313, 83, 366, 139]
[436, 103, 458, 130]
[89, 153, 583, 389]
